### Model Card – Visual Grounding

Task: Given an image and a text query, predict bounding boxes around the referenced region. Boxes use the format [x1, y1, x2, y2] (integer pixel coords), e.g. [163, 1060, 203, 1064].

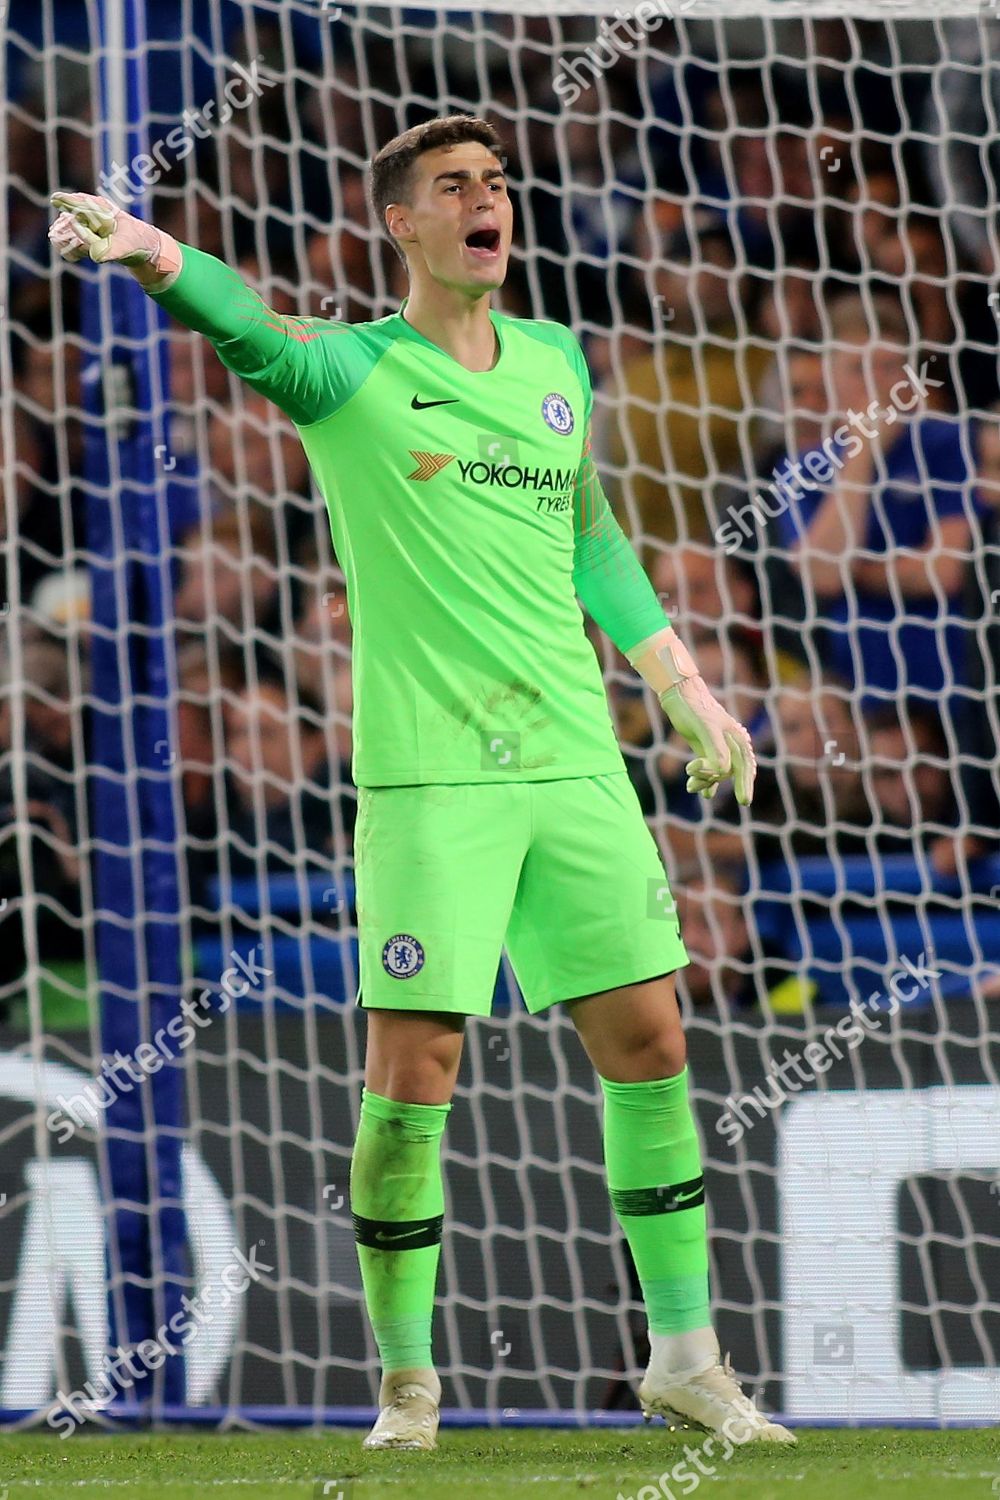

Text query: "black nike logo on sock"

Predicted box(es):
[411, 395, 459, 410]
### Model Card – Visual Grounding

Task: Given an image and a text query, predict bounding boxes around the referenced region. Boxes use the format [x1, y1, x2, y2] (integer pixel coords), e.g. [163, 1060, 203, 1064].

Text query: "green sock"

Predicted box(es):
[600, 1067, 710, 1335]
[350, 1087, 450, 1373]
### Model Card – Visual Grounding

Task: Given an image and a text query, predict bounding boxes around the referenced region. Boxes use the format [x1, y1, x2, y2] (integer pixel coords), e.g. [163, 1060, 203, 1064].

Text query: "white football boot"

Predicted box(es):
[363, 1367, 441, 1450]
[638, 1330, 796, 1445]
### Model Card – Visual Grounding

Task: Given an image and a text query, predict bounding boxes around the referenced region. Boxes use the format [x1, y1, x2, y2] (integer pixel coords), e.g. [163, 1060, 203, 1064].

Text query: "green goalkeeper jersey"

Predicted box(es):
[153, 247, 668, 787]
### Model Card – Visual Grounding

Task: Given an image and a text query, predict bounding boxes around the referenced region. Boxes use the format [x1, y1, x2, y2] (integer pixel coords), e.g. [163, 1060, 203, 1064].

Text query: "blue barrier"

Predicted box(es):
[754, 855, 997, 1006]
[757, 852, 1000, 899]
[199, 855, 994, 1013]
[206, 872, 356, 918]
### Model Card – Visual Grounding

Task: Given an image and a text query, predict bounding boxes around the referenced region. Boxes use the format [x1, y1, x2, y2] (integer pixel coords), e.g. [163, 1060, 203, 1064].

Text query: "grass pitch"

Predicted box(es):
[0, 1427, 996, 1498]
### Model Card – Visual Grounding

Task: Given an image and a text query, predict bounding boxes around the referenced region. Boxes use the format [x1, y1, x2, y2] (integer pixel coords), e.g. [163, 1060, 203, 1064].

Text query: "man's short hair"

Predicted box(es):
[828, 289, 909, 345]
[369, 114, 507, 262]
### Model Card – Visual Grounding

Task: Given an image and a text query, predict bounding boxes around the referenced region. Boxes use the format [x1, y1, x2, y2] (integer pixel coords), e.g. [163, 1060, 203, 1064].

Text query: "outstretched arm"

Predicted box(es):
[572, 429, 756, 806]
[49, 192, 336, 425]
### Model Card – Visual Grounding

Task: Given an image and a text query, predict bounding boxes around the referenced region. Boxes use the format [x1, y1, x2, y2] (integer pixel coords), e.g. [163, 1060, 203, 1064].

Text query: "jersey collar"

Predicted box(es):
[394, 299, 504, 371]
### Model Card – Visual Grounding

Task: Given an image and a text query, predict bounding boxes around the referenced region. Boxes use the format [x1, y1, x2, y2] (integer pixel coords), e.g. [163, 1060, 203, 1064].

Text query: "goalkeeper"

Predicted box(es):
[50, 115, 792, 1450]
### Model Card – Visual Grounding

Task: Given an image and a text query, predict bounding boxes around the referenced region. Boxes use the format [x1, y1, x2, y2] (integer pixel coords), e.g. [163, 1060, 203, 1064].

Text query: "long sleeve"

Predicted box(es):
[148, 244, 339, 425]
[572, 428, 669, 654]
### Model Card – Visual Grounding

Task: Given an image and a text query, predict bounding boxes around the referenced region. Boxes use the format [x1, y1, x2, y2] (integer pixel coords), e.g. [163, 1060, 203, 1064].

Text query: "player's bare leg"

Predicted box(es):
[354, 1010, 464, 1450]
[364, 1009, 464, 1104]
[569, 974, 795, 1445]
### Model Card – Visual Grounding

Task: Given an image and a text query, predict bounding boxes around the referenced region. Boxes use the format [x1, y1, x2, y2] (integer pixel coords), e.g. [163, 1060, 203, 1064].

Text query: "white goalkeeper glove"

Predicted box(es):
[625, 625, 757, 806]
[49, 191, 182, 286]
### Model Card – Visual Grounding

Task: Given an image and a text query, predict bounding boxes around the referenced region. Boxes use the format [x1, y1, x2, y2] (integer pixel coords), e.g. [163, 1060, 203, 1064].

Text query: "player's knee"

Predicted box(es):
[639, 1027, 687, 1081]
[366, 1018, 463, 1104]
[381, 1054, 457, 1104]
[617, 1020, 687, 1082]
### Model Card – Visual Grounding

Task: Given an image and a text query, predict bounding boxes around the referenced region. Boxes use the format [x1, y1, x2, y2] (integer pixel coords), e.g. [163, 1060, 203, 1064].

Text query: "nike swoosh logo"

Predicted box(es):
[663, 1188, 702, 1210]
[411, 396, 459, 410]
[374, 1227, 427, 1244]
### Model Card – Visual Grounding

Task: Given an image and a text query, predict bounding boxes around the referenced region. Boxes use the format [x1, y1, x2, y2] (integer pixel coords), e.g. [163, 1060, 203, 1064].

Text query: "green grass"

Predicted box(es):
[1, 1428, 1000, 1500]
[0, 1428, 996, 1499]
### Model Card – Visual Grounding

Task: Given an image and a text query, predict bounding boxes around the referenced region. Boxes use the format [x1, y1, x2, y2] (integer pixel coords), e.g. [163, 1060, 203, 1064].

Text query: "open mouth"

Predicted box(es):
[464, 227, 501, 258]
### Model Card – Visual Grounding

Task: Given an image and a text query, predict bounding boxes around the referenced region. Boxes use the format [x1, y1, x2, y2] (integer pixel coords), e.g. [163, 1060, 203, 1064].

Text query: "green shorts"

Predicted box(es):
[354, 772, 688, 1016]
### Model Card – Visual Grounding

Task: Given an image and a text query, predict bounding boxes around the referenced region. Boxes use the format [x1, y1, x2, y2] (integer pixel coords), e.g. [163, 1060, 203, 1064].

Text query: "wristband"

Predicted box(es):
[147, 229, 183, 287]
[624, 625, 701, 695]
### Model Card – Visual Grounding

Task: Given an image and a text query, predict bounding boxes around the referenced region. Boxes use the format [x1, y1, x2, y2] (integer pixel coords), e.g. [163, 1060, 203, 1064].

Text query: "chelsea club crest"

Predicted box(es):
[382, 934, 425, 978]
[541, 392, 574, 435]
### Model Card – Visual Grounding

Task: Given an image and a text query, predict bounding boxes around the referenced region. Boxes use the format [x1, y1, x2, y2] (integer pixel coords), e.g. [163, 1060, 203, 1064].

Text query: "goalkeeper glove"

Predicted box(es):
[48, 191, 182, 286]
[625, 625, 757, 806]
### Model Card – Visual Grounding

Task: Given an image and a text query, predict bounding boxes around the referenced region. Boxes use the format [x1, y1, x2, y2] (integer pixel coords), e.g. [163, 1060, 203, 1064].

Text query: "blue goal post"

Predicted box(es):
[82, 0, 192, 1414]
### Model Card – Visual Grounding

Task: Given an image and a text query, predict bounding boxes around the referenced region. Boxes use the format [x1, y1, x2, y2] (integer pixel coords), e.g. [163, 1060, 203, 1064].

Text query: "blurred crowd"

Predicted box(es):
[2, 9, 999, 1013]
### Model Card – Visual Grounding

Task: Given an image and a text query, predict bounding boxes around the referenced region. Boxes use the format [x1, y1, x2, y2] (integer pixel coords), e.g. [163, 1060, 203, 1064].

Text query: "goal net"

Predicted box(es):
[0, 0, 998, 1429]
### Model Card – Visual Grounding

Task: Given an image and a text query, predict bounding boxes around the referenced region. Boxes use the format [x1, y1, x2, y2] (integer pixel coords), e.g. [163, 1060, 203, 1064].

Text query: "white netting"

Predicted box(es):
[0, 0, 998, 1426]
